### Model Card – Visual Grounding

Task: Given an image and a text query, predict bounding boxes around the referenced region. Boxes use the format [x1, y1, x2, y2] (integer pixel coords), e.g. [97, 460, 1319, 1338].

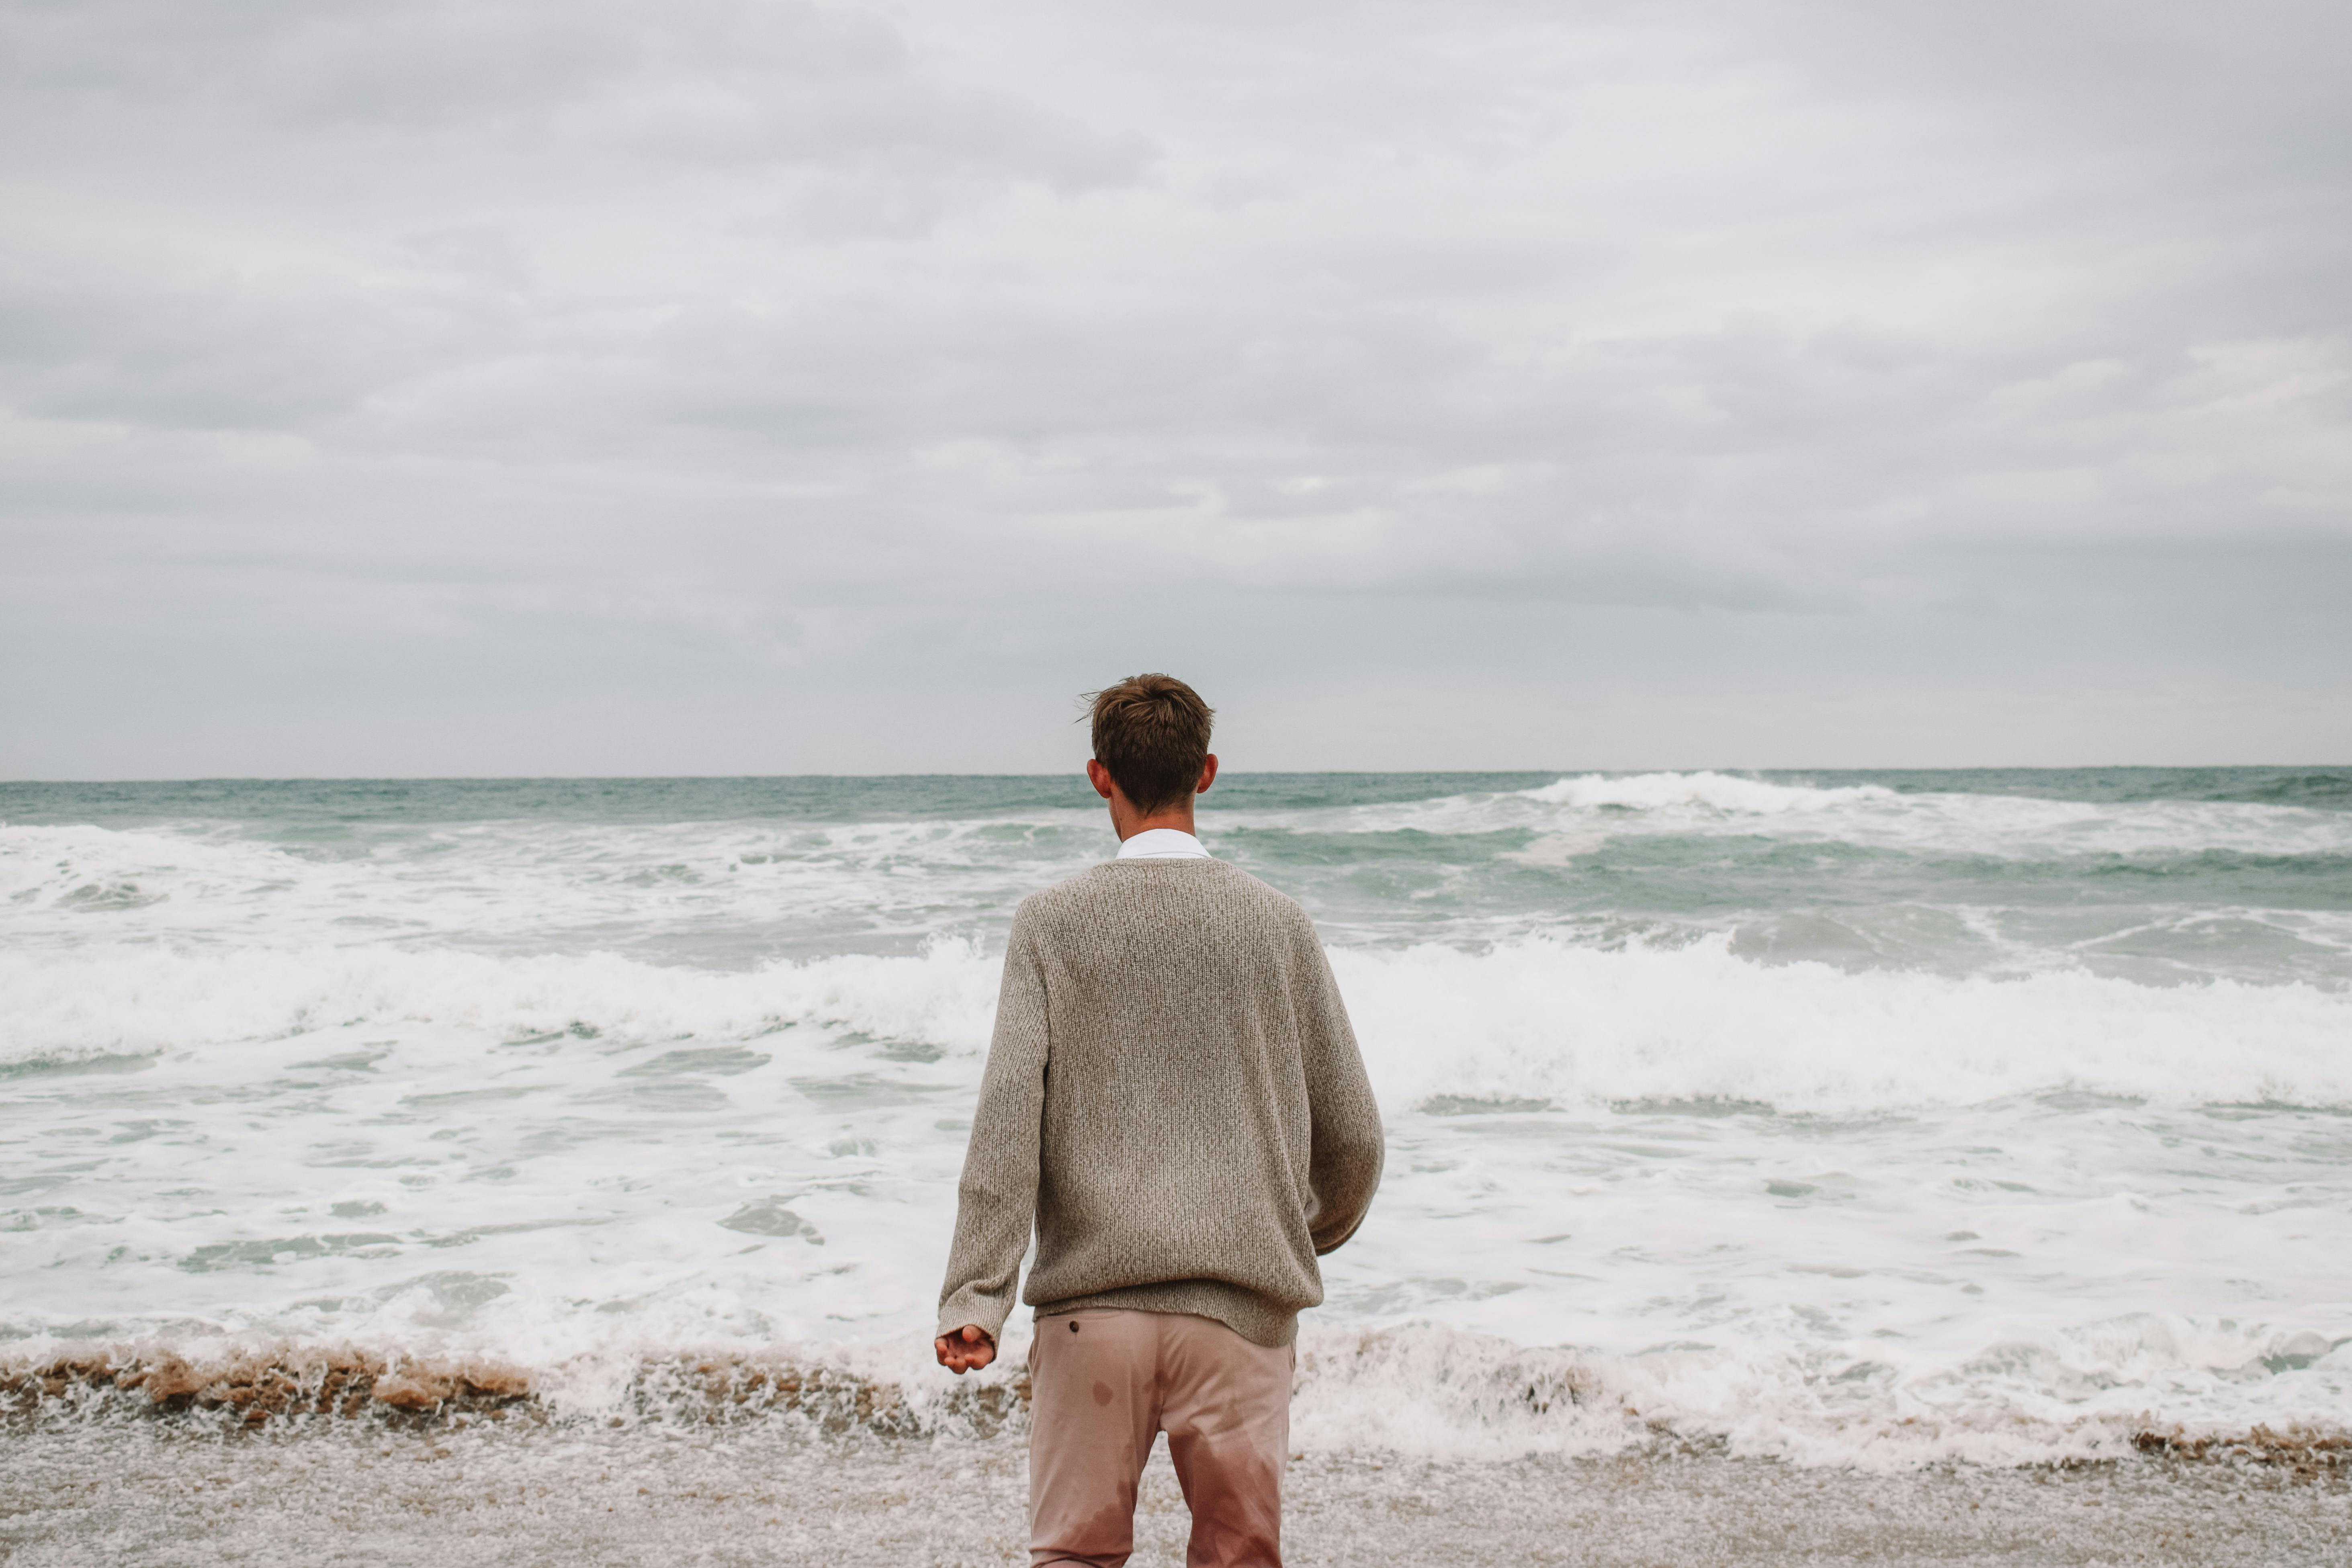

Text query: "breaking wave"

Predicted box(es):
[9, 934, 2350, 1113]
[9, 1324, 2348, 1474]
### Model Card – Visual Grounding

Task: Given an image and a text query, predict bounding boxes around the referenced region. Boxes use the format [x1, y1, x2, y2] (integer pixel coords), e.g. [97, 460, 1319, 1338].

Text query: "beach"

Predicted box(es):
[5, 1409, 2347, 1566]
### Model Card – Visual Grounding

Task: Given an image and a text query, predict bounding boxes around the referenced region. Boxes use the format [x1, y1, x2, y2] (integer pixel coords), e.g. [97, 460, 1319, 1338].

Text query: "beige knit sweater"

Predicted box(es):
[936, 857, 1384, 1349]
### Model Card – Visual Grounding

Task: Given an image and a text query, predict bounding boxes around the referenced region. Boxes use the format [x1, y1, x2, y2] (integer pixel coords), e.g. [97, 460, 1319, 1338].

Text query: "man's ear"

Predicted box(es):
[1196, 754, 1220, 794]
[1086, 759, 1118, 801]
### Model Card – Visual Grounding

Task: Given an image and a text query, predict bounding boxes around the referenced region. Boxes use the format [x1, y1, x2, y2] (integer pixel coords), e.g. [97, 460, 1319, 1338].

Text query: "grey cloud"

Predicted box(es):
[0, 0, 2345, 773]
[6, 0, 1149, 184]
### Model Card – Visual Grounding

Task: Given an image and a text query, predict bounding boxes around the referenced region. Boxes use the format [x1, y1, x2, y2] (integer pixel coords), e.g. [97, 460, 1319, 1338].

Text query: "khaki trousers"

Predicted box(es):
[1027, 1308, 1293, 1568]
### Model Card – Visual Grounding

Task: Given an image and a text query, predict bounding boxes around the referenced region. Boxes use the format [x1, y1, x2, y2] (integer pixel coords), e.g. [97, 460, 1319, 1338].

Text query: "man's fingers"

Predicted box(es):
[932, 1326, 994, 1375]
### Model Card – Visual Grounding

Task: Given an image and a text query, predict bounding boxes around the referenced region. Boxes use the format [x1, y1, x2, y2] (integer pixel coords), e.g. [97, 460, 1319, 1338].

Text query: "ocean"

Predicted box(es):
[4, 767, 2350, 1504]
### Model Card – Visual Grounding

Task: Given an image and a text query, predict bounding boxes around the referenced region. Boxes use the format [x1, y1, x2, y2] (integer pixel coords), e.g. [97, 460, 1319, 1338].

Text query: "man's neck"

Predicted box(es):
[1114, 809, 1197, 842]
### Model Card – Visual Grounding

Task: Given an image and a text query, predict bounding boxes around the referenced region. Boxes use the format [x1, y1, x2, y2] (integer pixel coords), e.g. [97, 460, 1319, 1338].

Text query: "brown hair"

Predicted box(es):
[1086, 673, 1215, 813]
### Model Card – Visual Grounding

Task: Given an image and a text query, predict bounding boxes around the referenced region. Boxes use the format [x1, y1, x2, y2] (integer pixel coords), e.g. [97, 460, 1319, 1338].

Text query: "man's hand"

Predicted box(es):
[934, 1324, 996, 1375]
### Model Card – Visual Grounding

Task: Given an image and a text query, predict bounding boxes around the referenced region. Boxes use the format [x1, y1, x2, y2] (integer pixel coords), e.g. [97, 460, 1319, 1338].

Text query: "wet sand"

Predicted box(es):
[4, 1423, 2346, 1566]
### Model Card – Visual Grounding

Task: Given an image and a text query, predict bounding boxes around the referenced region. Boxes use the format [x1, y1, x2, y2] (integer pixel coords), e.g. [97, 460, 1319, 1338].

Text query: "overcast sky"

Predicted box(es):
[3, 0, 2346, 776]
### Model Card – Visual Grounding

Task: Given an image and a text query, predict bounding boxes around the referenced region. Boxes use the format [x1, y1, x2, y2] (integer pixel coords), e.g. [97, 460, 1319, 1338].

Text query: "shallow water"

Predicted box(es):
[4, 768, 2349, 1467]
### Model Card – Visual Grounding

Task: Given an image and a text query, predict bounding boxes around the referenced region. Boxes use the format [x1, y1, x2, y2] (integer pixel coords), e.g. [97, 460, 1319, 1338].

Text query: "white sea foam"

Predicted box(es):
[1287, 1318, 2352, 1469]
[1562, 771, 2352, 858]
[9, 933, 2350, 1109]
[1523, 770, 1897, 814]
[6, 1317, 2344, 1472]
[0, 815, 1094, 963]
[1334, 937, 2352, 1112]
[6, 934, 2348, 1467]
[0, 941, 1002, 1069]
[1215, 771, 2352, 861]
[5, 777, 2349, 1470]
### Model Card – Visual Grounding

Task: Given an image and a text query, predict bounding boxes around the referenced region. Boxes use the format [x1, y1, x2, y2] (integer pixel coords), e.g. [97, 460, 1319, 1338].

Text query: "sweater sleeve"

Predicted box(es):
[1295, 925, 1384, 1255]
[935, 908, 1051, 1341]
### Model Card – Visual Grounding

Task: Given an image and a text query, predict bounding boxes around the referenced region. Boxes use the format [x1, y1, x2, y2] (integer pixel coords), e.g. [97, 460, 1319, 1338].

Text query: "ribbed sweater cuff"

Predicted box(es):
[936, 1289, 1013, 1346]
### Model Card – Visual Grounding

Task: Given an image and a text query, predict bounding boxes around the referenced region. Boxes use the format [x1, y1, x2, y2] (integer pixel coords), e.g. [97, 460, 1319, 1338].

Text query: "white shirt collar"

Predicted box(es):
[1116, 827, 1212, 860]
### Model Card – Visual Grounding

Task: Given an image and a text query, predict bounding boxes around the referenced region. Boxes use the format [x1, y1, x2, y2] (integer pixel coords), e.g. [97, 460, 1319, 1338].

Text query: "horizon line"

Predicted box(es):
[3, 762, 2346, 787]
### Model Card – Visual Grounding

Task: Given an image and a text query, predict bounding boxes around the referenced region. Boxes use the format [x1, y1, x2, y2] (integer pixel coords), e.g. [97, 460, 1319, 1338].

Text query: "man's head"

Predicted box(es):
[1086, 673, 1216, 815]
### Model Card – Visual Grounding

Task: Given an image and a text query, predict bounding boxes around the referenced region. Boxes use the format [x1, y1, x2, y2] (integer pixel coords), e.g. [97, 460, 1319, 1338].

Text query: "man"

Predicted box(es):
[934, 673, 1385, 1568]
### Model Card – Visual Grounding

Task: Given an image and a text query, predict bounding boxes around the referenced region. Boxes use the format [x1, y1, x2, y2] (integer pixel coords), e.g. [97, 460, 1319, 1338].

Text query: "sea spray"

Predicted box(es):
[7, 1326, 2347, 1475]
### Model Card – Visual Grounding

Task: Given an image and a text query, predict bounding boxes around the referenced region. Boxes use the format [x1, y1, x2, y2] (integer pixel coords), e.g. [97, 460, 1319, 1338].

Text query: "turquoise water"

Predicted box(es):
[5, 767, 2346, 981]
